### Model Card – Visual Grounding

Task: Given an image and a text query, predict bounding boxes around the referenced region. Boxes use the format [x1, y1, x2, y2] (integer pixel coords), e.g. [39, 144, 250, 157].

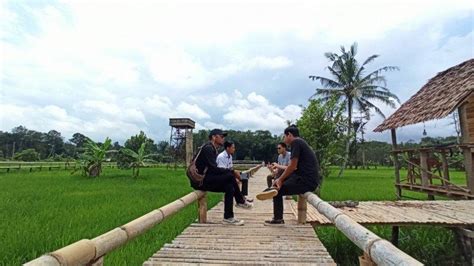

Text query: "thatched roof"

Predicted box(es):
[374, 59, 474, 132]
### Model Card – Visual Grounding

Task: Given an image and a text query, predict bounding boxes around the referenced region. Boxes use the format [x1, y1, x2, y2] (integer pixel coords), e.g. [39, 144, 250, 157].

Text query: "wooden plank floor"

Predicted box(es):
[144, 168, 335, 265]
[289, 198, 474, 226]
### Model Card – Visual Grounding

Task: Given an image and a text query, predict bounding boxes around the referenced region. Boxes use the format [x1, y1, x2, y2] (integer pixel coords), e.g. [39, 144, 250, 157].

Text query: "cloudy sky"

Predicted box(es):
[1, 0, 472, 143]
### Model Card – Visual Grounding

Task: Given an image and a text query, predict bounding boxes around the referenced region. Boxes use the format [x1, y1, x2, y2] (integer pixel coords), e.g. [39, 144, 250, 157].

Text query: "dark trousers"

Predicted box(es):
[273, 173, 318, 220]
[241, 179, 248, 196]
[192, 172, 245, 219]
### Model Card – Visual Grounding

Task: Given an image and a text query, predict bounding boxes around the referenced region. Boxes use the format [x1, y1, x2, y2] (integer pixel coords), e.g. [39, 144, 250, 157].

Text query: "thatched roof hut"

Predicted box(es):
[374, 59, 474, 132]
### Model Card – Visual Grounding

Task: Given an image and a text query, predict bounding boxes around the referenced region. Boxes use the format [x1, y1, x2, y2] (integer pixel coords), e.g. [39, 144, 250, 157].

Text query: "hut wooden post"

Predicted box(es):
[440, 150, 450, 187]
[297, 195, 307, 224]
[419, 151, 429, 187]
[390, 129, 401, 247]
[198, 193, 207, 223]
[459, 103, 474, 195]
[463, 147, 474, 195]
[391, 129, 401, 199]
[419, 150, 435, 200]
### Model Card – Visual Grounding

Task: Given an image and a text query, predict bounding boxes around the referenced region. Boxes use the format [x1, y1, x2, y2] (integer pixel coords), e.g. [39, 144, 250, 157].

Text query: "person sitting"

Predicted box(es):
[256, 125, 320, 225]
[217, 141, 253, 203]
[266, 142, 291, 188]
[190, 129, 251, 226]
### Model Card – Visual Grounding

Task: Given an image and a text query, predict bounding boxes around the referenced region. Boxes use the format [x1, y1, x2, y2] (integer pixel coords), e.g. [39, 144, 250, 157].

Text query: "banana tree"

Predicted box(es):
[80, 137, 115, 177]
[121, 142, 157, 178]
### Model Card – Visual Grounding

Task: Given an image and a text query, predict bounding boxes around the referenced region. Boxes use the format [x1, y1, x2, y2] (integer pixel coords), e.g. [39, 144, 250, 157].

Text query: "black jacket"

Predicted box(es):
[196, 142, 231, 176]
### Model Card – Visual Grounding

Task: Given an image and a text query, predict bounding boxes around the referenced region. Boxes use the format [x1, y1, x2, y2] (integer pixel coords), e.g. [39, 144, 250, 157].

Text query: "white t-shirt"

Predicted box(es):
[216, 150, 233, 169]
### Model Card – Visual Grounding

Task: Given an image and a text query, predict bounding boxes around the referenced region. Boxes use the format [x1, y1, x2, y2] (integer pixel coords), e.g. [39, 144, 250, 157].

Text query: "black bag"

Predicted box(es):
[186, 144, 208, 185]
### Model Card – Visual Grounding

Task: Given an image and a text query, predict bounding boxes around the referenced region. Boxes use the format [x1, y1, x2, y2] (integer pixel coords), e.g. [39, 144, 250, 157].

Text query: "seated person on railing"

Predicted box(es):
[266, 142, 291, 188]
[257, 125, 320, 225]
[217, 141, 253, 203]
[190, 129, 251, 226]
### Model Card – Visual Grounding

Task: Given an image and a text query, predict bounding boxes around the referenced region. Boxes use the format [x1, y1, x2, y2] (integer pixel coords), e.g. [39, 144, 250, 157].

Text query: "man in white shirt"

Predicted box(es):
[217, 141, 253, 205]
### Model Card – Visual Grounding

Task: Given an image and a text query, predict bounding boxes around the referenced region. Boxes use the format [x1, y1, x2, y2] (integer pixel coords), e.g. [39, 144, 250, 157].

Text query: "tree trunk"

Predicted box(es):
[338, 98, 352, 177]
[88, 164, 101, 177]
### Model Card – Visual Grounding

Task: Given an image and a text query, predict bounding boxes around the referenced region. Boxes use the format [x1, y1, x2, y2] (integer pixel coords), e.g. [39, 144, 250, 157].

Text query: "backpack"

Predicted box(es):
[186, 144, 208, 185]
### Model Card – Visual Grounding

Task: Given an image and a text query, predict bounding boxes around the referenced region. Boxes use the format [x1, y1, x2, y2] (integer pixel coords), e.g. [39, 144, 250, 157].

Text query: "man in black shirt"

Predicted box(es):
[190, 129, 251, 226]
[256, 125, 320, 225]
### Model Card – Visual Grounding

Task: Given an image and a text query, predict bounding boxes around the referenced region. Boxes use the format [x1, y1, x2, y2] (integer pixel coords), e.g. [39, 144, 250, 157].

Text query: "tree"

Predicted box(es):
[297, 97, 345, 181]
[13, 148, 40, 161]
[309, 42, 399, 176]
[69, 133, 90, 148]
[121, 143, 157, 178]
[80, 137, 115, 177]
[118, 131, 157, 168]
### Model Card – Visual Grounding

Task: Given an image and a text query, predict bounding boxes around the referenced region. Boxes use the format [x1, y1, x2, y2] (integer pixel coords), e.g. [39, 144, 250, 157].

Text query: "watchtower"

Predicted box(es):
[169, 118, 195, 167]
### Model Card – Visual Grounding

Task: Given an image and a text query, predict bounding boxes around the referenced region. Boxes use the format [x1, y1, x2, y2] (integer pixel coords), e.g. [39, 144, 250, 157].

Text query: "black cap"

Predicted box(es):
[209, 129, 227, 137]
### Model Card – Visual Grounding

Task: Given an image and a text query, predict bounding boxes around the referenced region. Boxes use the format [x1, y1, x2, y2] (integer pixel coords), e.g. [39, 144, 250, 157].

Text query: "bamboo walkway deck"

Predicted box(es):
[144, 168, 335, 265]
[290, 199, 474, 226]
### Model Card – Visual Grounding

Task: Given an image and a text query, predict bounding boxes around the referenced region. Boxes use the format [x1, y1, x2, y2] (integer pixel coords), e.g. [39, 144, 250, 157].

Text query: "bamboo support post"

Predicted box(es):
[304, 192, 422, 266]
[198, 192, 207, 223]
[297, 195, 307, 224]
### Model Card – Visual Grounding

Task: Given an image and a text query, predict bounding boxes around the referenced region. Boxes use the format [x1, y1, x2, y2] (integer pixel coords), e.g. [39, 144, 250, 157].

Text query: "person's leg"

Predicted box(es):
[201, 174, 236, 219]
[267, 175, 273, 188]
[272, 174, 315, 220]
[241, 179, 248, 196]
[232, 176, 246, 204]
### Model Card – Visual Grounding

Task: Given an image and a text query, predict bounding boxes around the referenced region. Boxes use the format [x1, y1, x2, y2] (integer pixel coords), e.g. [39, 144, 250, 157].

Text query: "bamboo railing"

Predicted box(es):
[301, 192, 423, 266]
[25, 165, 261, 265]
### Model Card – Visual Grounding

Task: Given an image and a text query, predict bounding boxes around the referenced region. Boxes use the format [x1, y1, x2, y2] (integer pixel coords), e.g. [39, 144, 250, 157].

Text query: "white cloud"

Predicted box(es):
[223, 91, 302, 133]
[176, 102, 210, 119]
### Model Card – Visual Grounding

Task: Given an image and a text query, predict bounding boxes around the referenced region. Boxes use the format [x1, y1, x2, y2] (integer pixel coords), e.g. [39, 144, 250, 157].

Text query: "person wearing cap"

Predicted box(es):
[256, 125, 320, 225]
[217, 140, 253, 203]
[190, 129, 250, 226]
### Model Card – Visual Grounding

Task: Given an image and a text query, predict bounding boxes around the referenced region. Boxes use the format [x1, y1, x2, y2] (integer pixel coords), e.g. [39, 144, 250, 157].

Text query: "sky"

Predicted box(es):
[1, 0, 473, 144]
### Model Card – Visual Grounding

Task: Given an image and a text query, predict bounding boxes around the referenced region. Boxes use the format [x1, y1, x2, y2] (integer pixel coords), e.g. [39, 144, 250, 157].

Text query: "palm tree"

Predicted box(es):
[80, 137, 115, 177]
[309, 42, 400, 177]
[121, 142, 157, 178]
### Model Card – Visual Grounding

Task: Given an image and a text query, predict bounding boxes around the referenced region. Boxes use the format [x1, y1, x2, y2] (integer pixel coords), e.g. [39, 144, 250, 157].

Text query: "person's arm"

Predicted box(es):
[272, 163, 288, 171]
[274, 158, 298, 189]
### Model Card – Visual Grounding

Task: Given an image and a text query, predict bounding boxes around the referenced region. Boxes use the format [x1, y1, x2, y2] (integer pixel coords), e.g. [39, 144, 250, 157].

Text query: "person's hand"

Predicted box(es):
[275, 178, 283, 190]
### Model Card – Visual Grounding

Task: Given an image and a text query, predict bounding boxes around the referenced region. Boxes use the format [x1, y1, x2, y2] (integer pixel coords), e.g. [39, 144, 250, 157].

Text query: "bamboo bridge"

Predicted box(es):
[26, 167, 474, 265]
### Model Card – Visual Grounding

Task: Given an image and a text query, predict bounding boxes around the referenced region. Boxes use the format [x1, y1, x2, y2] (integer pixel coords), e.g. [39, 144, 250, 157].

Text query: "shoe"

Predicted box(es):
[245, 197, 254, 203]
[256, 187, 278, 200]
[236, 201, 253, 209]
[264, 219, 285, 226]
[222, 217, 244, 226]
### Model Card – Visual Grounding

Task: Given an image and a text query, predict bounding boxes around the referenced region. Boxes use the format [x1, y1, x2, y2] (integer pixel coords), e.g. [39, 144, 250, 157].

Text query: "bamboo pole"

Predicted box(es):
[198, 193, 207, 223]
[303, 192, 422, 266]
[297, 195, 307, 224]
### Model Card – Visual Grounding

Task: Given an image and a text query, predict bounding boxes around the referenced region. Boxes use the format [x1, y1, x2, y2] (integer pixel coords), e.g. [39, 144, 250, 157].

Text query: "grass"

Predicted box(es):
[0, 168, 221, 265]
[0, 166, 468, 265]
[315, 167, 466, 265]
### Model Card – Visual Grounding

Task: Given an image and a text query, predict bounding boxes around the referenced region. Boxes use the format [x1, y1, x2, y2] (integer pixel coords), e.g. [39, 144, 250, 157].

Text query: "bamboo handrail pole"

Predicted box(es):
[303, 192, 422, 266]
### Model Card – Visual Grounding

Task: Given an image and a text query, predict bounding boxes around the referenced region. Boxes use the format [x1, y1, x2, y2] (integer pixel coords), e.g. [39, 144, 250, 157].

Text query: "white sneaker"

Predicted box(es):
[236, 202, 253, 209]
[222, 217, 244, 226]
